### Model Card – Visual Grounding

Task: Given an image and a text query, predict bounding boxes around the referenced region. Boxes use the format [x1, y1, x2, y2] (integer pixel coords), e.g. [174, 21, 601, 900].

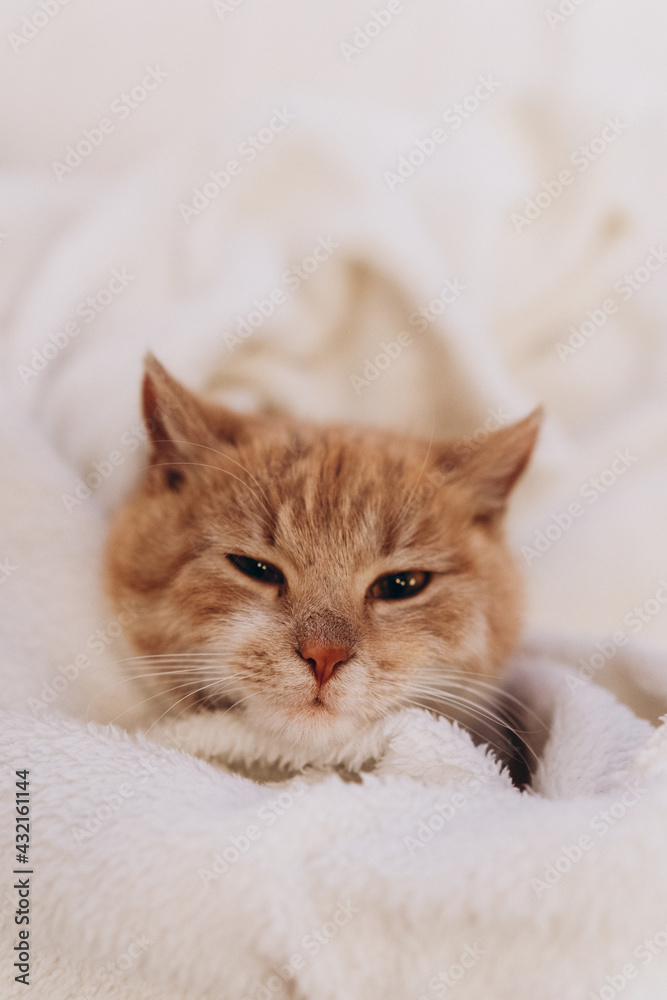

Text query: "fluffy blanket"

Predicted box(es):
[3, 671, 667, 1000]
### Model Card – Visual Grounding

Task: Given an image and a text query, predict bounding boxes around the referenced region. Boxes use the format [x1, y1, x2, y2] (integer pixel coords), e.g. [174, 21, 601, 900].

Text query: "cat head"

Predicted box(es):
[106, 355, 541, 758]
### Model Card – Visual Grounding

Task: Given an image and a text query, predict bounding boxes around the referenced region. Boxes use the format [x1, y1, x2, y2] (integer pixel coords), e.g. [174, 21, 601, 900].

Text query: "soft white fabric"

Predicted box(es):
[3, 1, 667, 997]
[3, 660, 667, 1000]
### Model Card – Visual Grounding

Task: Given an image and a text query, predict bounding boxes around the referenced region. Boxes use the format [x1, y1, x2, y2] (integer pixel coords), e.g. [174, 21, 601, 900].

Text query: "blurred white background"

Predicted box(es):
[2, 0, 667, 649]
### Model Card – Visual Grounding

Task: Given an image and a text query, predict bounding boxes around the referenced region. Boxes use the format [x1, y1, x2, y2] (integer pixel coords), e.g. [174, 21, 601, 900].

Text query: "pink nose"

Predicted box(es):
[298, 642, 350, 688]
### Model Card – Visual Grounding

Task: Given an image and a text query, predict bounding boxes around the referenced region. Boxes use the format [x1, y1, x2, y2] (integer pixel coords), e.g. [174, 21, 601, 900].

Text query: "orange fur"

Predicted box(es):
[106, 355, 541, 756]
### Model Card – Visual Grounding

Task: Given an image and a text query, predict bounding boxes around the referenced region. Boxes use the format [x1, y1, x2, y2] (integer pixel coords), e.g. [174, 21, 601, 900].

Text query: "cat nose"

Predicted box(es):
[298, 641, 351, 688]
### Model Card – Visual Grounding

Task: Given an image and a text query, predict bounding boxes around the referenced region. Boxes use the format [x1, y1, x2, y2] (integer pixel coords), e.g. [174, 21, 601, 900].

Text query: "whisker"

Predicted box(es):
[406, 690, 539, 770]
[117, 653, 240, 661]
[394, 667, 546, 727]
[103, 680, 206, 727]
[210, 689, 259, 718]
[398, 695, 528, 765]
[88, 668, 250, 692]
[398, 694, 502, 744]
[153, 687, 262, 733]
[405, 686, 512, 727]
[166, 439, 269, 497]
[161, 682, 259, 728]
[414, 683, 544, 734]
[142, 677, 242, 736]
[120, 667, 232, 680]
[90, 672, 253, 724]
[144, 460, 274, 526]
[402, 684, 537, 741]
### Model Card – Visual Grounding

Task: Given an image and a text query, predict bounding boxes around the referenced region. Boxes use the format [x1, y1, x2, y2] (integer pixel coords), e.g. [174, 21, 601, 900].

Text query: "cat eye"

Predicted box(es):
[368, 570, 431, 601]
[226, 554, 285, 586]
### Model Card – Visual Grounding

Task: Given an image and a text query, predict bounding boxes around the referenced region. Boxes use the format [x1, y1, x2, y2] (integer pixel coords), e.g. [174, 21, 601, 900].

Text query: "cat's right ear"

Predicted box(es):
[442, 408, 542, 525]
[141, 353, 245, 465]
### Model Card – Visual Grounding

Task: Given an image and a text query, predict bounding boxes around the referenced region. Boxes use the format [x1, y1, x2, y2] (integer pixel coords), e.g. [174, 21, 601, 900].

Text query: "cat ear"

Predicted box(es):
[142, 353, 244, 462]
[451, 408, 542, 524]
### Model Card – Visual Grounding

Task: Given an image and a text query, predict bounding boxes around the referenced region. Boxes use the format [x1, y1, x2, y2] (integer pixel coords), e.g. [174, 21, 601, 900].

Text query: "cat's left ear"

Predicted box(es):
[142, 353, 246, 462]
[450, 408, 542, 524]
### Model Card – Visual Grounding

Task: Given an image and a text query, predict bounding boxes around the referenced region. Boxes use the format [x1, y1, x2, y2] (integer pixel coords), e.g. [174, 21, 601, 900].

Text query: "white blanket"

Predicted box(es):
[3, 673, 667, 1000]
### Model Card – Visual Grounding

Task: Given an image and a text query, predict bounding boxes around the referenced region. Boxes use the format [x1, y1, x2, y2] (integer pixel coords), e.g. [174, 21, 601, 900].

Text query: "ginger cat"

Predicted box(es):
[106, 355, 540, 771]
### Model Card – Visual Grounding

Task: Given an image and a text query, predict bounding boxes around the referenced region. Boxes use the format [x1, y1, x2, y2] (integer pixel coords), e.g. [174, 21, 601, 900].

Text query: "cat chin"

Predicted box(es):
[144, 705, 384, 775]
[263, 710, 365, 756]
[235, 698, 367, 760]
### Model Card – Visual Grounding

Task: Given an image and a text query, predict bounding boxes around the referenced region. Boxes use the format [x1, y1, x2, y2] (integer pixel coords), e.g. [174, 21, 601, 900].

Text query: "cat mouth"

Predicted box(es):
[308, 688, 340, 715]
[199, 691, 335, 720]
